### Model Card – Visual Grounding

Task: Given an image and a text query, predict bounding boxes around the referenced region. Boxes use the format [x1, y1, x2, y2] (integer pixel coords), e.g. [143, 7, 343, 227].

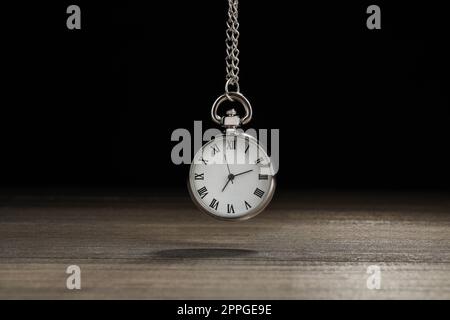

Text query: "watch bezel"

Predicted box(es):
[187, 132, 276, 221]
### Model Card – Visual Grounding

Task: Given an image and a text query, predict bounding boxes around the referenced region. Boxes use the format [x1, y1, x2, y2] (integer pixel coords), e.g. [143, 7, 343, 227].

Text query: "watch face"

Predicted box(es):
[188, 133, 275, 220]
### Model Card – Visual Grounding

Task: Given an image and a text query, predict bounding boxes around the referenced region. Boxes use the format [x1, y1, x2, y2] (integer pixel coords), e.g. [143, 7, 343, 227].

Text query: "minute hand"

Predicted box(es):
[233, 169, 253, 177]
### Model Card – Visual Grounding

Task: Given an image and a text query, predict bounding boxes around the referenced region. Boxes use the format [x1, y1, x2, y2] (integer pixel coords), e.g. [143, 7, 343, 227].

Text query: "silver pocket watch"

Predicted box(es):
[188, 92, 276, 221]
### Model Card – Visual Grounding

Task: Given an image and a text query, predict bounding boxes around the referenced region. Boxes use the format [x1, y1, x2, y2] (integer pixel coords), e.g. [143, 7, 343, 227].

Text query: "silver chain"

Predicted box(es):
[225, 0, 240, 92]
[212, 0, 252, 126]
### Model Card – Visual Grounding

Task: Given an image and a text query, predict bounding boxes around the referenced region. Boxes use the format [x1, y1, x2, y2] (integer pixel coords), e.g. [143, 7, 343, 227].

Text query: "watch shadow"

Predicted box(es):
[155, 248, 257, 259]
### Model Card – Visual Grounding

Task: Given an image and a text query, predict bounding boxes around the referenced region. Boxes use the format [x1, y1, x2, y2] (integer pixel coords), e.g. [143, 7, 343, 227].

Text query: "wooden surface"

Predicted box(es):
[0, 191, 450, 299]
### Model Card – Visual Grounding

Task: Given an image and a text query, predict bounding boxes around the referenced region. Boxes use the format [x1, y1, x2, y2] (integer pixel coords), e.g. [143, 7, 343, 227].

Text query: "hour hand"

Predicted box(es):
[221, 177, 232, 192]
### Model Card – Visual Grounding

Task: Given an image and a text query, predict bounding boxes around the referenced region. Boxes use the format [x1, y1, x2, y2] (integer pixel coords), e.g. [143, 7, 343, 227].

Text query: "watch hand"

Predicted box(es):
[221, 176, 232, 192]
[233, 169, 253, 178]
[224, 154, 233, 184]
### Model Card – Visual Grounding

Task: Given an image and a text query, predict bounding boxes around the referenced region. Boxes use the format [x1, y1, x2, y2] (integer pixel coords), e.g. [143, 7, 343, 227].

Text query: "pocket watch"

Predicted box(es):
[188, 92, 276, 221]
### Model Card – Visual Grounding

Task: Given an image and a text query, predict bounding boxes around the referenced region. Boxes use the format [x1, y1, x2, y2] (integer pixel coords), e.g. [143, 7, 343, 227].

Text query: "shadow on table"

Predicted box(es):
[155, 248, 257, 259]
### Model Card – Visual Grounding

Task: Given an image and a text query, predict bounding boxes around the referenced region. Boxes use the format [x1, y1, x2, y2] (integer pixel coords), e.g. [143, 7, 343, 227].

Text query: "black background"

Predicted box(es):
[1, 1, 449, 191]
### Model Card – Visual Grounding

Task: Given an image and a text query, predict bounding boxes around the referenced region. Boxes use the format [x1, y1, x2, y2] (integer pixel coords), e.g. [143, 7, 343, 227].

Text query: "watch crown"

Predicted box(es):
[226, 108, 237, 116]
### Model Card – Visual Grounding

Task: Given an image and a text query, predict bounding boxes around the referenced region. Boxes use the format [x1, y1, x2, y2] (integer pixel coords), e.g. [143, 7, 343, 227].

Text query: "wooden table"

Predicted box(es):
[1, 191, 449, 299]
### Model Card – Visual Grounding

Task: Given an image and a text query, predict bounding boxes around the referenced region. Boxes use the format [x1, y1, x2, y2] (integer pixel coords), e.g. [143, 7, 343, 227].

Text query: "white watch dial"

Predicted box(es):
[189, 133, 275, 220]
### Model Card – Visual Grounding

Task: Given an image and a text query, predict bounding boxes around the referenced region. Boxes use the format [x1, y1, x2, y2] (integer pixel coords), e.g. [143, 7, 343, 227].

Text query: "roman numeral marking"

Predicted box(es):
[254, 188, 265, 198]
[244, 201, 252, 210]
[200, 157, 208, 165]
[209, 198, 219, 210]
[197, 186, 208, 199]
[227, 204, 235, 214]
[258, 174, 268, 180]
[227, 138, 236, 150]
[255, 157, 263, 164]
[245, 144, 250, 153]
[195, 173, 204, 180]
[211, 144, 220, 155]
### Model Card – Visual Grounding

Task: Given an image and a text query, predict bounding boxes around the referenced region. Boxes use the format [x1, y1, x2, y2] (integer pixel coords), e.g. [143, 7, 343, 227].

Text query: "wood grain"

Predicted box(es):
[0, 191, 449, 299]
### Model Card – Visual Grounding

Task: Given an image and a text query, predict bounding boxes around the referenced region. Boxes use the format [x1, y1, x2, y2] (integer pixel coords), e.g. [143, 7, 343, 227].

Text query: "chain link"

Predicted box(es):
[225, 0, 240, 91]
